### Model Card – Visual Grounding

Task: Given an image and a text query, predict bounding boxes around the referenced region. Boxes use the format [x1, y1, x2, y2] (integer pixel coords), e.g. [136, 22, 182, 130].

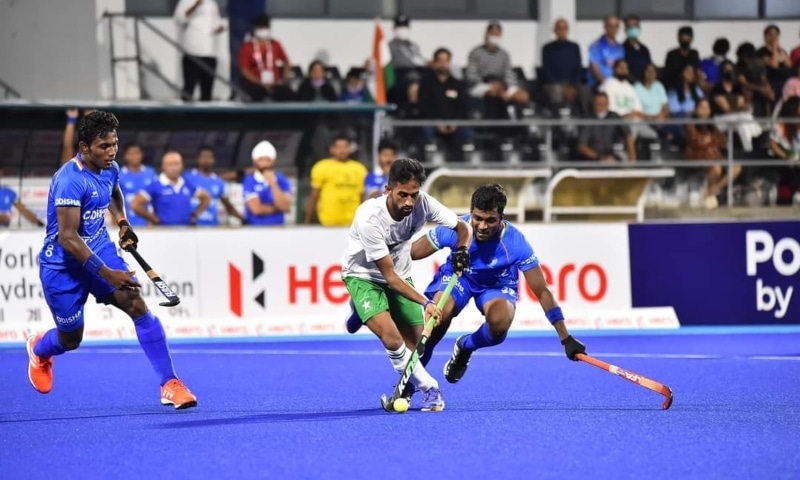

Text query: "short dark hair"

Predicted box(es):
[388, 157, 426, 186]
[433, 48, 451, 61]
[122, 142, 141, 153]
[624, 14, 640, 24]
[678, 26, 693, 38]
[252, 14, 271, 28]
[377, 139, 397, 153]
[331, 133, 350, 146]
[78, 111, 119, 147]
[471, 184, 507, 216]
[198, 144, 215, 154]
[712, 38, 730, 56]
[764, 24, 780, 35]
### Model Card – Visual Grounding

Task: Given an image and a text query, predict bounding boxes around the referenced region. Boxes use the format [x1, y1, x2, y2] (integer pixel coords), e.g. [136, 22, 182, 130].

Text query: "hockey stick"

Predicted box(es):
[380, 273, 459, 412]
[126, 248, 181, 307]
[576, 353, 673, 410]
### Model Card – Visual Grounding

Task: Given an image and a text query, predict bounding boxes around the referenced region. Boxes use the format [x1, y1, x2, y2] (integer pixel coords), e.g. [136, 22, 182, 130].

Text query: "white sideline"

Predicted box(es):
[70, 348, 800, 361]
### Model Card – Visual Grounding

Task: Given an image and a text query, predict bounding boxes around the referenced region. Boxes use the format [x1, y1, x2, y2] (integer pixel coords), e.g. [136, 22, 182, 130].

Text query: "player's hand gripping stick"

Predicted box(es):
[576, 353, 673, 410]
[126, 247, 181, 307]
[380, 274, 459, 413]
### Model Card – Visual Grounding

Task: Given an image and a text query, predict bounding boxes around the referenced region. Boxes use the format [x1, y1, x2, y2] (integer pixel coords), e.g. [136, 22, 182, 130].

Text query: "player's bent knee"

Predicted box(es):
[109, 288, 148, 319]
[58, 330, 83, 351]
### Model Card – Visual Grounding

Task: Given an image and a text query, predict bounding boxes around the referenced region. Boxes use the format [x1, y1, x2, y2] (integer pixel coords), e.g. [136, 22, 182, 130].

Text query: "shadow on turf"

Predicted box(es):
[153, 403, 676, 429]
[154, 408, 386, 428]
[0, 411, 178, 424]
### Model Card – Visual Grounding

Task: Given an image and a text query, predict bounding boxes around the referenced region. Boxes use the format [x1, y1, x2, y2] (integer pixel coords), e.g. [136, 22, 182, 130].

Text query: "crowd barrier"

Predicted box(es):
[4, 219, 795, 344]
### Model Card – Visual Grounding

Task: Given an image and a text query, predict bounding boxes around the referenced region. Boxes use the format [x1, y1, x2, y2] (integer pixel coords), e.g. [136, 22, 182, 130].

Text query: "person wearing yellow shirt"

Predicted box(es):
[304, 135, 368, 226]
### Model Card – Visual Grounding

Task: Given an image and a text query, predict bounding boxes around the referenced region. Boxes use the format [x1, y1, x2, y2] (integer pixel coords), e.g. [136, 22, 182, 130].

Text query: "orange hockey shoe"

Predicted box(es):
[160, 379, 198, 410]
[26, 333, 54, 394]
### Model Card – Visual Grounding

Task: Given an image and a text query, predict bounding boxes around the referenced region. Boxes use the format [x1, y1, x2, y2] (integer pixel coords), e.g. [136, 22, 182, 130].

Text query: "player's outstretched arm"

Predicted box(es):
[56, 207, 140, 290]
[523, 265, 586, 361]
[13, 199, 44, 227]
[410, 234, 439, 260]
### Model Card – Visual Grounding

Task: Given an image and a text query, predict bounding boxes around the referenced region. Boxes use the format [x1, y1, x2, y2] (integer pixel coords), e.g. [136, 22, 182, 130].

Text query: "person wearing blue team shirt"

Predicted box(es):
[185, 145, 245, 226]
[242, 140, 293, 226]
[118, 143, 157, 227]
[130, 151, 211, 226]
[363, 139, 397, 200]
[0, 168, 45, 227]
[587, 15, 624, 89]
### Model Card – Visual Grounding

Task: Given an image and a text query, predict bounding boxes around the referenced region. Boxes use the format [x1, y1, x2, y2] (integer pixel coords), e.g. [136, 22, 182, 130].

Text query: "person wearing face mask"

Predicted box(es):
[663, 26, 701, 91]
[237, 14, 293, 102]
[622, 15, 651, 84]
[296, 60, 337, 103]
[465, 21, 530, 121]
[388, 15, 427, 70]
[700, 38, 730, 88]
[418, 48, 474, 156]
[599, 59, 659, 142]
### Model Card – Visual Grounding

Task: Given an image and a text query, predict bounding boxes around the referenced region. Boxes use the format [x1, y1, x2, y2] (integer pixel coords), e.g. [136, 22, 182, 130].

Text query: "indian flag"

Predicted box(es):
[370, 19, 395, 105]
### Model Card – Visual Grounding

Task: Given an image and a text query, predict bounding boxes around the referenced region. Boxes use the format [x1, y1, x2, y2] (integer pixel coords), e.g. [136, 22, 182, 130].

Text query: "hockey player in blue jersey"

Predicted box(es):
[26, 111, 197, 409]
[345, 183, 587, 393]
[411, 183, 587, 384]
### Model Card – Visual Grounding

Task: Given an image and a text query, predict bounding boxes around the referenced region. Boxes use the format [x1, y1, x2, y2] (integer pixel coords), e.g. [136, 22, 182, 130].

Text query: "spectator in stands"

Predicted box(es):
[668, 64, 704, 115]
[634, 63, 668, 136]
[736, 42, 775, 116]
[600, 59, 658, 141]
[0, 169, 44, 228]
[465, 20, 530, 119]
[576, 92, 636, 162]
[540, 18, 586, 113]
[131, 151, 211, 226]
[783, 62, 800, 101]
[700, 38, 730, 89]
[186, 145, 246, 226]
[364, 140, 397, 199]
[622, 15, 651, 83]
[711, 61, 762, 152]
[243, 140, 293, 225]
[587, 15, 624, 89]
[174, 0, 225, 101]
[119, 143, 157, 227]
[304, 135, 367, 226]
[237, 14, 294, 102]
[758, 25, 794, 102]
[389, 14, 427, 71]
[684, 98, 738, 209]
[296, 60, 338, 102]
[663, 26, 701, 91]
[769, 96, 800, 204]
[340, 71, 372, 103]
[418, 47, 474, 154]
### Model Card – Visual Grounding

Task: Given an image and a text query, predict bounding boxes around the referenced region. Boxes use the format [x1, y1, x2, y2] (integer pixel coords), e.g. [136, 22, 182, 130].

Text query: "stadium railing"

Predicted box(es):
[382, 114, 800, 211]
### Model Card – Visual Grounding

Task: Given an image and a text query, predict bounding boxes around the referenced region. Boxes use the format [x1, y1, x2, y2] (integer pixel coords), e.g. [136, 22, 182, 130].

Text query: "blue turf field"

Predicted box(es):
[1, 329, 799, 480]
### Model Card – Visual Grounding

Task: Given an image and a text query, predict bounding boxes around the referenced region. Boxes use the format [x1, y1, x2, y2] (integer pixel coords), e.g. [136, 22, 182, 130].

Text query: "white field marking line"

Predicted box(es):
[67, 348, 800, 361]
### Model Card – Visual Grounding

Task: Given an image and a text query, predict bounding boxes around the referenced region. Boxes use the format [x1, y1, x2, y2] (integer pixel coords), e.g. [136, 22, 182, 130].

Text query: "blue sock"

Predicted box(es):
[460, 323, 507, 352]
[33, 329, 67, 358]
[133, 312, 177, 386]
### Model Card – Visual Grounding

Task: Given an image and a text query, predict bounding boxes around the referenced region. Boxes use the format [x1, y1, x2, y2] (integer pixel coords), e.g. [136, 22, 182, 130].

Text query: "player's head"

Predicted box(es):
[329, 134, 351, 161]
[377, 139, 397, 173]
[251, 140, 276, 171]
[386, 157, 426, 218]
[123, 143, 143, 168]
[197, 145, 216, 171]
[161, 151, 184, 180]
[470, 183, 507, 242]
[78, 110, 119, 170]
